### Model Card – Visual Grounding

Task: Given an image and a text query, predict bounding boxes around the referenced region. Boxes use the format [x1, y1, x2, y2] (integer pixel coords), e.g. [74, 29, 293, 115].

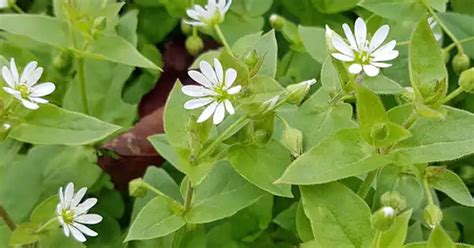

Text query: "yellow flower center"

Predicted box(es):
[354, 50, 372, 65]
[214, 85, 231, 103]
[61, 209, 75, 225]
[15, 84, 30, 98]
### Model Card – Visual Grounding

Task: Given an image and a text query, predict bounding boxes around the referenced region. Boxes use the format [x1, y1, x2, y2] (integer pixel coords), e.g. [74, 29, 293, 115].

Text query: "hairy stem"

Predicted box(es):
[443, 87, 464, 104]
[0, 204, 16, 231]
[357, 169, 378, 199]
[36, 218, 57, 233]
[214, 24, 233, 56]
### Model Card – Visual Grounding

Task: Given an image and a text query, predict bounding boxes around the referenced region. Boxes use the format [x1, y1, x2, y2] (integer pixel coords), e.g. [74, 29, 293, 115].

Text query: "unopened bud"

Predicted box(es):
[129, 178, 148, 198]
[381, 191, 406, 213]
[370, 123, 389, 142]
[282, 124, 304, 157]
[325, 25, 336, 51]
[259, 96, 280, 114]
[244, 50, 259, 69]
[371, 206, 396, 231]
[286, 79, 317, 105]
[53, 50, 73, 72]
[401, 87, 416, 102]
[0, 122, 11, 141]
[460, 165, 474, 184]
[443, 50, 450, 64]
[93, 16, 107, 31]
[459, 68, 474, 93]
[186, 36, 204, 56]
[423, 204, 443, 229]
[425, 166, 447, 184]
[181, 20, 192, 35]
[452, 53, 470, 75]
[269, 14, 285, 30]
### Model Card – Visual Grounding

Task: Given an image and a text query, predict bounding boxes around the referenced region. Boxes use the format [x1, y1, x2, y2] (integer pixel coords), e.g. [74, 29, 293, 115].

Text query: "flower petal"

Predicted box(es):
[197, 101, 218, 123]
[223, 0, 232, 13]
[371, 40, 397, 57]
[30, 97, 49, 104]
[372, 50, 399, 62]
[59, 187, 65, 206]
[354, 18, 367, 50]
[224, 100, 235, 115]
[186, 9, 200, 20]
[214, 59, 224, 84]
[183, 20, 205, 26]
[26, 67, 43, 87]
[369, 25, 389, 52]
[371, 62, 392, 68]
[184, 97, 214, 110]
[20, 61, 38, 84]
[200, 60, 218, 85]
[73, 223, 98, 237]
[9, 58, 20, 84]
[342, 23, 358, 50]
[227, 85, 241, 95]
[30, 82, 55, 97]
[213, 102, 226, 125]
[69, 225, 87, 242]
[363, 64, 380, 77]
[188, 70, 213, 88]
[62, 224, 70, 237]
[182, 85, 216, 97]
[2, 66, 16, 88]
[70, 187, 87, 208]
[224, 68, 237, 89]
[74, 198, 98, 215]
[64, 183, 75, 208]
[21, 99, 39, 110]
[332, 53, 355, 62]
[348, 63, 363, 74]
[75, 214, 103, 225]
[332, 36, 354, 57]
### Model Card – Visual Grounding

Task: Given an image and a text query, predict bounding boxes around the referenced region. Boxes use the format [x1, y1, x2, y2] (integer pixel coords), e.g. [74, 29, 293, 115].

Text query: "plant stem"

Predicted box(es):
[396, 41, 409, 46]
[0, 204, 16, 231]
[183, 181, 194, 212]
[444, 37, 474, 53]
[214, 24, 233, 56]
[11, 3, 24, 13]
[443, 87, 464, 104]
[422, 0, 464, 54]
[171, 227, 185, 248]
[36, 218, 57, 233]
[402, 111, 417, 129]
[373, 231, 383, 248]
[76, 58, 90, 115]
[198, 116, 248, 159]
[357, 169, 378, 199]
[423, 178, 434, 205]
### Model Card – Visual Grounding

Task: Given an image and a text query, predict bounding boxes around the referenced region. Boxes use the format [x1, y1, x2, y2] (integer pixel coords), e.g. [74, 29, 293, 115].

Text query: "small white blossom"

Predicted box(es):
[2, 123, 10, 130]
[57, 183, 103, 243]
[428, 17, 442, 41]
[183, 59, 241, 125]
[185, 0, 232, 27]
[0, 0, 8, 9]
[329, 17, 399, 77]
[382, 206, 395, 218]
[2, 58, 55, 110]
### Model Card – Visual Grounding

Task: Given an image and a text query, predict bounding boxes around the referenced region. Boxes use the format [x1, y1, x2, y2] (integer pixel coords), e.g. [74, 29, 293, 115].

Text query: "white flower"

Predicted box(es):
[329, 17, 399, 77]
[57, 183, 103, 243]
[182, 59, 241, 125]
[428, 17, 442, 41]
[2, 58, 55, 110]
[0, 0, 8, 9]
[382, 206, 395, 218]
[185, 0, 232, 27]
[2, 123, 10, 130]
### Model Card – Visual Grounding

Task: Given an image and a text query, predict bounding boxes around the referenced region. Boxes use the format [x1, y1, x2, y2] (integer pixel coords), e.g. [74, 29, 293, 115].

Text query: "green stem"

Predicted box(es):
[171, 228, 185, 248]
[444, 37, 474, 52]
[142, 182, 165, 196]
[423, 178, 434, 205]
[357, 169, 378, 199]
[198, 116, 248, 159]
[0, 204, 16, 231]
[373, 231, 383, 248]
[76, 58, 90, 115]
[183, 181, 194, 212]
[36, 218, 57, 233]
[422, 0, 464, 54]
[214, 24, 233, 56]
[443, 87, 464, 104]
[402, 111, 417, 129]
[11, 3, 24, 13]
[396, 41, 409, 46]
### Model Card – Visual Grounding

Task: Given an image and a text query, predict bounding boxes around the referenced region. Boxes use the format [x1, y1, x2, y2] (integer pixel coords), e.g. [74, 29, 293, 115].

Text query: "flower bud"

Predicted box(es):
[259, 96, 280, 114]
[53, 50, 74, 72]
[460, 165, 474, 184]
[93, 16, 107, 31]
[381, 191, 406, 213]
[443, 50, 450, 64]
[423, 204, 443, 229]
[459, 68, 474, 93]
[282, 124, 304, 158]
[370, 123, 389, 142]
[129, 178, 148, 198]
[244, 50, 259, 69]
[181, 20, 192, 35]
[186, 36, 204, 56]
[0, 122, 11, 141]
[269, 14, 286, 31]
[325, 25, 336, 51]
[425, 166, 447, 184]
[401, 87, 416, 102]
[452, 53, 470, 75]
[286, 79, 317, 105]
[371, 206, 396, 231]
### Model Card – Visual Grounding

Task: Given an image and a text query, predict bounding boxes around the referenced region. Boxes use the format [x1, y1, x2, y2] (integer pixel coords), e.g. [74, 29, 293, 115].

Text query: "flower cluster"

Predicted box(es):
[185, 0, 232, 27]
[328, 18, 399, 77]
[57, 183, 103, 243]
[2, 58, 55, 110]
[182, 59, 241, 125]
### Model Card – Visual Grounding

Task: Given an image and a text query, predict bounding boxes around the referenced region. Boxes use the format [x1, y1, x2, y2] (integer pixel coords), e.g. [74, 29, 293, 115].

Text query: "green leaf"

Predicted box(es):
[164, 81, 191, 152]
[300, 182, 374, 248]
[320, 57, 342, 92]
[80, 34, 159, 69]
[278, 129, 391, 185]
[296, 200, 314, 242]
[409, 18, 447, 106]
[227, 140, 293, 197]
[9, 223, 40, 246]
[273, 202, 298, 235]
[311, 0, 359, 13]
[299, 26, 327, 63]
[231, 0, 274, 16]
[358, 0, 426, 21]
[438, 13, 474, 58]
[9, 104, 120, 145]
[391, 106, 474, 164]
[0, 14, 70, 48]
[450, 0, 474, 16]
[361, 75, 406, 95]
[427, 226, 456, 248]
[428, 0, 448, 12]
[125, 195, 186, 241]
[185, 162, 265, 224]
[232, 30, 278, 78]
[432, 170, 474, 207]
[148, 134, 181, 171]
[220, 13, 264, 45]
[372, 210, 413, 248]
[39, 229, 86, 248]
